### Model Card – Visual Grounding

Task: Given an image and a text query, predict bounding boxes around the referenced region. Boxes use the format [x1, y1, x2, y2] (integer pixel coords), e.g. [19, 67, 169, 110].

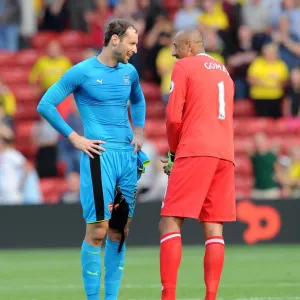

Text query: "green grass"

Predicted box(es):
[0, 245, 300, 300]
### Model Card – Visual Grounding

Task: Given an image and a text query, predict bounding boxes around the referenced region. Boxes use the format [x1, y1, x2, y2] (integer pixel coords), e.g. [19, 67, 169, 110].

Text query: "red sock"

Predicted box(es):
[204, 236, 225, 300]
[160, 232, 182, 300]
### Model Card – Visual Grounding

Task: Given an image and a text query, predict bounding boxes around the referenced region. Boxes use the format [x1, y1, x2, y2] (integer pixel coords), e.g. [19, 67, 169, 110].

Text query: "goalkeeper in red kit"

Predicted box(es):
[159, 28, 236, 300]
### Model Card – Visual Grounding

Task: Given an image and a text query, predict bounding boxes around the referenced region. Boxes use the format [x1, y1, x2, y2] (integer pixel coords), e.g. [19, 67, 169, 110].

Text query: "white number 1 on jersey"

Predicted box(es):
[217, 81, 225, 120]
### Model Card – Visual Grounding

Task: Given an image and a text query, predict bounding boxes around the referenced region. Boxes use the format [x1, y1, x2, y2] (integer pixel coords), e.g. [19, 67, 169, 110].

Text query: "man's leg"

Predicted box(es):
[159, 216, 184, 300]
[82, 221, 109, 300]
[104, 218, 131, 300]
[202, 222, 224, 300]
[200, 159, 236, 300]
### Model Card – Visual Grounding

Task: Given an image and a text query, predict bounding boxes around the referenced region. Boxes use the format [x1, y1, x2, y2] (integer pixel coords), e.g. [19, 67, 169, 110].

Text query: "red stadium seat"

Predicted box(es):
[234, 136, 254, 155]
[234, 99, 255, 118]
[65, 48, 84, 64]
[147, 102, 165, 119]
[15, 49, 39, 66]
[141, 81, 161, 102]
[152, 137, 169, 155]
[145, 119, 166, 138]
[0, 67, 30, 84]
[40, 178, 67, 204]
[58, 30, 89, 48]
[0, 51, 16, 67]
[235, 175, 253, 190]
[244, 118, 274, 135]
[9, 84, 41, 103]
[14, 121, 35, 139]
[234, 155, 252, 176]
[31, 31, 58, 48]
[14, 103, 39, 120]
[15, 142, 37, 159]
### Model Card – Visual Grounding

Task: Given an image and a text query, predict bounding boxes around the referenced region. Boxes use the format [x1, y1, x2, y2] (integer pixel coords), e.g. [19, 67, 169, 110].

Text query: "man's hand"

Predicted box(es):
[68, 132, 105, 159]
[161, 151, 175, 176]
[131, 127, 144, 153]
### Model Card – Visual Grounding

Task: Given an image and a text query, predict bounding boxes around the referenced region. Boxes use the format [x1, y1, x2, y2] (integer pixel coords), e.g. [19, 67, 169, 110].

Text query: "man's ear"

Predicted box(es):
[111, 34, 119, 46]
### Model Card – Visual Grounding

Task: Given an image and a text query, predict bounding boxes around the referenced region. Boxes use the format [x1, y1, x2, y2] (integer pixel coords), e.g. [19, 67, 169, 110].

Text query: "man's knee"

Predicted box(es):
[85, 222, 109, 246]
[159, 216, 183, 236]
[203, 222, 223, 239]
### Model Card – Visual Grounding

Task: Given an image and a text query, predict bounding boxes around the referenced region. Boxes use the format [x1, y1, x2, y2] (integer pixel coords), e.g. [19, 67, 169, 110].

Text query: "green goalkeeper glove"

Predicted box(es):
[166, 151, 175, 176]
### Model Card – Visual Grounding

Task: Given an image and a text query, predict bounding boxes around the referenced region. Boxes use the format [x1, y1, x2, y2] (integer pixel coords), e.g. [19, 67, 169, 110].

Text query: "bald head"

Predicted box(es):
[172, 27, 205, 59]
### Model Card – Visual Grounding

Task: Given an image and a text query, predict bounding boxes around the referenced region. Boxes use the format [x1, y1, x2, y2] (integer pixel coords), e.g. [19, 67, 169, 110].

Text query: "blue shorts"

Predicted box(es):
[80, 150, 137, 223]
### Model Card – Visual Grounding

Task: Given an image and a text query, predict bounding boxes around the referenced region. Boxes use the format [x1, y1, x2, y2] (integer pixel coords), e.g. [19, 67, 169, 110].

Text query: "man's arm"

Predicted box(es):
[166, 62, 187, 154]
[37, 64, 84, 137]
[129, 68, 146, 153]
[37, 64, 105, 158]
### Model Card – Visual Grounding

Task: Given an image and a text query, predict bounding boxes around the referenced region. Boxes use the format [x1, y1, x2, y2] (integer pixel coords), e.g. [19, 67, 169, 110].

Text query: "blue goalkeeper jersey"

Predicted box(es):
[37, 56, 146, 150]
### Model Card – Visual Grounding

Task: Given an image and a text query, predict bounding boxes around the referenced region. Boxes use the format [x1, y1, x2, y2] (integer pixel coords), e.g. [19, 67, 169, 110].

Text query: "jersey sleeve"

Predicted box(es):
[166, 62, 188, 154]
[37, 64, 85, 138]
[129, 67, 146, 128]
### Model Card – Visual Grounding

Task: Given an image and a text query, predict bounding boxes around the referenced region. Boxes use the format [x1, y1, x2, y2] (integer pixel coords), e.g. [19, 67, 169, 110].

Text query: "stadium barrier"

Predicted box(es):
[1, 199, 299, 248]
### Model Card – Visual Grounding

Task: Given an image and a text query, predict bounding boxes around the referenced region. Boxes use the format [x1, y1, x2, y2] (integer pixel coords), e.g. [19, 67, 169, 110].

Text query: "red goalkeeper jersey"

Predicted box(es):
[166, 53, 235, 163]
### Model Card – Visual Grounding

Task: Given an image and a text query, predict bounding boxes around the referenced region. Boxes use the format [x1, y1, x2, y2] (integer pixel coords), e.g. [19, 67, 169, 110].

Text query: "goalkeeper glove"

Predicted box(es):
[166, 151, 175, 176]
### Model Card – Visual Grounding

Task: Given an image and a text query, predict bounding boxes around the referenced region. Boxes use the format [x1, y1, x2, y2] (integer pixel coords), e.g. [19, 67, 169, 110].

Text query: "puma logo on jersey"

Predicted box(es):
[96, 79, 103, 84]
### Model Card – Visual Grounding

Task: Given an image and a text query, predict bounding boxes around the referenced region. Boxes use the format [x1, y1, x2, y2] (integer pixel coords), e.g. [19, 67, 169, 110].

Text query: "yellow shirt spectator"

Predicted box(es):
[29, 56, 72, 91]
[0, 91, 16, 117]
[289, 162, 300, 181]
[156, 46, 176, 95]
[198, 6, 229, 31]
[248, 57, 289, 99]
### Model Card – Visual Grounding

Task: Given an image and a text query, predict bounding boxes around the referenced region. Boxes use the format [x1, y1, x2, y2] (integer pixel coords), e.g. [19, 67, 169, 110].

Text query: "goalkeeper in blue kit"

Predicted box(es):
[37, 20, 147, 299]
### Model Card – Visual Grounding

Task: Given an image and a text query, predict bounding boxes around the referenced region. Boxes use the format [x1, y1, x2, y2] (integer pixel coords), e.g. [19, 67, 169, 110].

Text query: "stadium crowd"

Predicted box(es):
[0, 0, 299, 204]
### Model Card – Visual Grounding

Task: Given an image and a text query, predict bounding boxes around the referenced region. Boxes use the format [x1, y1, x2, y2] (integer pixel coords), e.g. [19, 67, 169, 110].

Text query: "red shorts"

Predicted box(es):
[161, 156, 236, 222]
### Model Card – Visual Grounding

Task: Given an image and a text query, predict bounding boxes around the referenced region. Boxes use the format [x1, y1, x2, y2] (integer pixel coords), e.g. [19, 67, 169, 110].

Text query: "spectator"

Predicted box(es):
[60, 172, 80, 203]
[85, 0, 112, 49]
[203, 28, 225, 64]
[270, 0, 300, 40]
[198, 0, 229, 32]
[227, 25, 257, 100]
[0, 106, 13, 138]
[0, 78, 16, 128]
[247, 43, 289, 118]
[32, 116, 59, 178]
[270, 14, 300, 70]
[287, 67, 300, 116]
[156, 33, 176, 106]
[0, 134, 33, 204]
[242, 0, 270, 33]
[0, 0, 21, 52]
[29, 40, 72, 93]
[66, 0, 94, 31]
[241, 0, 270, 51]
[39, 0, 67, 32]
[173, 0, 202, 31]
[276, 146, 300, 198]
[144, 12, 173, 83]
[19, 0, 38, 48]
[246, 132, 280, 200]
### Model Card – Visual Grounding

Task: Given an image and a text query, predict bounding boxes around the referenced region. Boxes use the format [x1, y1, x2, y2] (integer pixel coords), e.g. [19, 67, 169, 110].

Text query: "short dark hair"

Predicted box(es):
[104, 19, 137, 47]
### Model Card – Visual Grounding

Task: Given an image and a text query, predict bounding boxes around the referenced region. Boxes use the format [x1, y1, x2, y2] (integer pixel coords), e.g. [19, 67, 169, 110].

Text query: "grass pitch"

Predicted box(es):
[0, 245, 300, 300]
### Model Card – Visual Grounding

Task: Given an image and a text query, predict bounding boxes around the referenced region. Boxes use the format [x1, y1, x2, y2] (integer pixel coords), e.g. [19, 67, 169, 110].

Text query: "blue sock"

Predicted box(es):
[81, 240, 102, 300]
[104, 238, 126, 300]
